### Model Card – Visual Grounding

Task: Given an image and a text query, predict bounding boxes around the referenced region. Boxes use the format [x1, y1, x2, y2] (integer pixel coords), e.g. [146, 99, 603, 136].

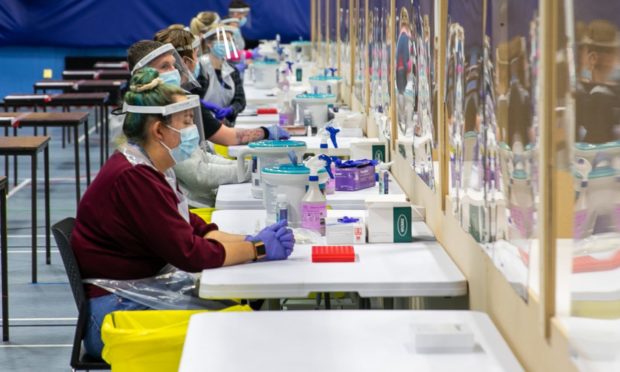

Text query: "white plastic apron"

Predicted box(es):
[120, 143, 190, 222]
[200, 56, 236, 108]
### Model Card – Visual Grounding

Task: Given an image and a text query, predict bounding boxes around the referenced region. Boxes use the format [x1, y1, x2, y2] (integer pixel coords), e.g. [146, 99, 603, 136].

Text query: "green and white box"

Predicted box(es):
[365, 195, 413, 243]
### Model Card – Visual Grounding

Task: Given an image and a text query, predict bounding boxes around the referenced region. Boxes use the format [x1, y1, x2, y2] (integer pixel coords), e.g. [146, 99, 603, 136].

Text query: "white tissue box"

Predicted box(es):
[365, 195, 413, 243]
[412, 323, 475, 353]
[325, 216, 366, 244]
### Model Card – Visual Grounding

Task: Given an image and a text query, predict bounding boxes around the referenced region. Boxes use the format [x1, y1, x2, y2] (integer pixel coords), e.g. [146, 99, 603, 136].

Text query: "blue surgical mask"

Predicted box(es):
[161, 124, 200, 164]
[159, 69, 181, 87]
[581, 68, 592, 81]
[212, 41, 228, 60]
[239, 17, 247, 27]
[193, 62, 201, 79]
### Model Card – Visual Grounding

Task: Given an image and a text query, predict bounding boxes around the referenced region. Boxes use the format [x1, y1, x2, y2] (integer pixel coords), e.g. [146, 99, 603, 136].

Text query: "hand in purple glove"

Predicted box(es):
[236, 62, 247, 74]
[251, 47, 262, 59]
[246, 219, 295, 260]
[200, 100, 223, 114]
[216, 106, 234, 120]
[266, 125, 291, 140]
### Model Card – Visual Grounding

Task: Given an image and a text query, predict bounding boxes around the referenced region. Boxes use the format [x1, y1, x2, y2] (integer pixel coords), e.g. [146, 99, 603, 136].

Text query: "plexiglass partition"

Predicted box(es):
[329, 0, 339, 70]
[341, 0, 352, 88]
[354, 0, 368, 109]
[395, 0, 437, 188]
[555, 0, 620, 369]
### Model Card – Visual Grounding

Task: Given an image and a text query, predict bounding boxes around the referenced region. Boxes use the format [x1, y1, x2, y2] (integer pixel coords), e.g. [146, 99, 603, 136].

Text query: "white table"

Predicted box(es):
[235, 113, 279, 128]
[227, 135, 355, 157]
[244, 83, 311, 106]
[215, 172, 406, 210]
[179, 310, 524, 372]
[201, 210, 463, 300]
[210, 209, 431, 237]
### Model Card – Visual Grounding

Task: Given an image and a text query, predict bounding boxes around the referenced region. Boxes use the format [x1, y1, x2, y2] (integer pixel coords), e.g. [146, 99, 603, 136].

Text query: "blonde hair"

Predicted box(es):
[190, 11, 219, 36]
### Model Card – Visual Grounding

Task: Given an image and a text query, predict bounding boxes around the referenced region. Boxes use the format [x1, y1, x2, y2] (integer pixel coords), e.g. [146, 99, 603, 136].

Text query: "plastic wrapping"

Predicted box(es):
[85, 266, 237, 310]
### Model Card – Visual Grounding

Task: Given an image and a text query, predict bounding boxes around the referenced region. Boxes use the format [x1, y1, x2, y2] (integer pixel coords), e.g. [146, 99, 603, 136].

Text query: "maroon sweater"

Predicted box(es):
[71, 152, 226, 298]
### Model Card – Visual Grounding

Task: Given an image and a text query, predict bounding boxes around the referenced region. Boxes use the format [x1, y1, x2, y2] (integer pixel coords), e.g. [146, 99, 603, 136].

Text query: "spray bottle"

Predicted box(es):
[301, 156, 327, 235]
[319, 154, 336, 194]
[376, 161, 394, 194]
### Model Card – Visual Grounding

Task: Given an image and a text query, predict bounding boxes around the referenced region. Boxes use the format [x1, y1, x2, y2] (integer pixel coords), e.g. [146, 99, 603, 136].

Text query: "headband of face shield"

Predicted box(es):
[131, 44, 200, 91]
[224, 10, 250, 27]
[176, 36, 203, 71]
[204, 26, 240, 60]
[122, 94, 205, 144]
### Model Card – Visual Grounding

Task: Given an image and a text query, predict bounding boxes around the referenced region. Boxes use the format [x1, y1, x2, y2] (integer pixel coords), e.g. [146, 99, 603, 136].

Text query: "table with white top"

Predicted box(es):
[244, 83, 310, 106]
[179, 310, 524, 372]
[227, 135, 355, 157]
[235, 113, 279, 128]
[200, 210, 463, 301]
[215, 172, 406, 210]
[210, 209, 431, 237]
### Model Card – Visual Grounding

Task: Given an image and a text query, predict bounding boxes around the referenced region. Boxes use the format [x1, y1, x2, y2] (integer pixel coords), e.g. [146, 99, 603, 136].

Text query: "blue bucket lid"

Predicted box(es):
[262, 164, 327, 175]
[309, 75, 343, 81]
[255, 59, 279, 65]
[248, 140, 306, 149]
[296, 92, 337, 100]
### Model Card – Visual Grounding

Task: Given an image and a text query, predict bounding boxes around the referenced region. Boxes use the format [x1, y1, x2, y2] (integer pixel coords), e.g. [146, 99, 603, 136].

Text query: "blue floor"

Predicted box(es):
[0, 109, 121, 371]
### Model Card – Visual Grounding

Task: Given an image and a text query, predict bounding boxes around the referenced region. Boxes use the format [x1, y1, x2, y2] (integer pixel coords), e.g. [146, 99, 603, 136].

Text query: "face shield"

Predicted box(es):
[228, 7, 251, 28]
[122, 94, 205, 144]
[176, 36, 203, 78]
[220, 18, 246, 51]
[204, 26, 240, 60]
[131, 44, 200, 91]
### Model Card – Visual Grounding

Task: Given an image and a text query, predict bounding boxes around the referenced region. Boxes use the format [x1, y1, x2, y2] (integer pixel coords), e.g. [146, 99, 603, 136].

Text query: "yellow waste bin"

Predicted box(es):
[101, 305, 251, 372]
[189, 207, 216, 223]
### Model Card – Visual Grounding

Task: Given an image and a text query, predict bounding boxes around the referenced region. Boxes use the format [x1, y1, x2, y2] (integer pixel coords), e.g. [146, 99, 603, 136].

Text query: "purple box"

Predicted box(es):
[334, 164, 376, 191]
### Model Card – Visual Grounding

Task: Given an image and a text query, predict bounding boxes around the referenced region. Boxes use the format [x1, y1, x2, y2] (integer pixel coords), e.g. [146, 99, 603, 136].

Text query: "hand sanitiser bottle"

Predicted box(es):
[301, 163, 327, 236]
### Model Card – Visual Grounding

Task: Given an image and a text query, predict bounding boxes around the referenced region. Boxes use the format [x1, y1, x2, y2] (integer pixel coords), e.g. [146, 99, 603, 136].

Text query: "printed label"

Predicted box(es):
[372, 144, 386, 162]
[510, 205, 534, 238]
[279, 113, 289, 126]
[393, 207, 412, 243]
[302, 203, 326, 231]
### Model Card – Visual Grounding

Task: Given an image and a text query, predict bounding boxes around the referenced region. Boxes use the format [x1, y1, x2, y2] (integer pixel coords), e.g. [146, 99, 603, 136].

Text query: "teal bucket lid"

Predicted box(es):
[309, 75, 343, 81]
[262, 163, 327, 175]
[296, 92, 337, 100]
[575, 141, 620, 151]
[292, 40, 311, 45]
[512, 169, 528, 180]
[248, 140, 306, 149]
[255, 59, 279, 65]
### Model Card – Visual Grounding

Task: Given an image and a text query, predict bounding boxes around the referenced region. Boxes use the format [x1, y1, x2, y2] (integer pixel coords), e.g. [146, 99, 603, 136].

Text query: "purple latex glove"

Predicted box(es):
[216, 106, 234, 120]
[236, 62, 247, 74]
[251, 47, 262, 59]
[200, 100, 223, 114]
[266, 125, 291, 140]
[246, 219, 295, 260]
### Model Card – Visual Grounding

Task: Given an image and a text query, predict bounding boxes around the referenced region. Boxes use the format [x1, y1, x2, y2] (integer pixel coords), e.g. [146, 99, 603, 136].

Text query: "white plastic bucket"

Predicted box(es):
[254, 60, 279, 89]
[294, 93, 337, 129]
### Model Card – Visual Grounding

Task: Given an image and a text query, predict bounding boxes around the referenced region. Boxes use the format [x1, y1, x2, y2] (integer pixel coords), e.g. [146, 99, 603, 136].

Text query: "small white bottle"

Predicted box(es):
[276, 194, 288, 223]
[301, 168, 327, 236]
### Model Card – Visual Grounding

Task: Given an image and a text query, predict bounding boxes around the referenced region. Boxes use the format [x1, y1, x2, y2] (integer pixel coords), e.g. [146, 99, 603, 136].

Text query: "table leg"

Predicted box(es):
[1, 182, 8, 341]
[84, 120, 91, 186]
[62, 125, 66, 149]
[74, 126, 81, 206]
[31, 153, 38, 284]
[105, 105, 110, 159]
[359, 297, 371, 310]
[4, 127, 8, 182]
[12, 126, 17, 187]
[44, 147, 50, 265]
[94, 104, 99, 134]
[99, 105, 104, 167]
[323, 292, 331, 310]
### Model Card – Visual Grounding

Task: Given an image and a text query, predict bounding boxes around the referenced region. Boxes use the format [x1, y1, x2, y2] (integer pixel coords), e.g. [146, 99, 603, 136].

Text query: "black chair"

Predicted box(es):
[52, 217, 110, 371]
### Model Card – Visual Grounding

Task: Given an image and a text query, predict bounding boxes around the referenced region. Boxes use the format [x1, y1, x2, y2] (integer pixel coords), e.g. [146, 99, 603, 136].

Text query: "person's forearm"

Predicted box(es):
[235, 128, 266, 144]
[205, 230, 249, 242]
[205, 231, 255, 266]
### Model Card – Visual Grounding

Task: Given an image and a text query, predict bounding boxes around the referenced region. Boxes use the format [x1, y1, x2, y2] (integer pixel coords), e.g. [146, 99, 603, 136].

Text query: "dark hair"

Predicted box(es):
[229, 0, 250, 10]
[123, 67, 186, 143]
[154, 27, 196, 60]
[127, 40, 165, 71]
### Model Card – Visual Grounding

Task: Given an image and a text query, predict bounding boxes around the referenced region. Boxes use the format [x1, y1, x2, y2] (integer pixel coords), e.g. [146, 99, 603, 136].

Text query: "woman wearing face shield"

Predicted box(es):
[154, 26, 251, 207]
[189, 11, 220, 54]
[71, 68, 295, 359]
[127, 40, 289, 144]
[200, 24, 247, 126]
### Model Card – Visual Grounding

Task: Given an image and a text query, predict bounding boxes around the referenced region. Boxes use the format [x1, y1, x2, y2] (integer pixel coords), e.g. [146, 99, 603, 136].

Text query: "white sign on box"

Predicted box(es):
[325, 216, 366, 244]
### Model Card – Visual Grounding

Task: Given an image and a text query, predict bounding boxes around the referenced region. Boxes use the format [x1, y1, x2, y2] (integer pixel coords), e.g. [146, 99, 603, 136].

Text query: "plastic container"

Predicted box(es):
[236, 140, 307, 199]
[309, 75, 343, 98]
[253, 59, 280, 89]
[262, 164, 328, 226]
[276, 194, 288, 223]
[291, 40, 312, 61]
[294, 93, 337, 129]
[101, 306, 251, 372]
[301, 171, 327, 236]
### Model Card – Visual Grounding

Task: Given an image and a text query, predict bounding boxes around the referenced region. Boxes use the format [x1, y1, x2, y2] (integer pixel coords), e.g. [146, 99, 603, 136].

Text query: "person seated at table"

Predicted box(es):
[224, 0, 258, 50]
[189, 11, 220, 54]
[198, 24, 247, 126]
[71, 68, 295, 359]
[127, 40, 289, 145]
[154, 26, 251, 206]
